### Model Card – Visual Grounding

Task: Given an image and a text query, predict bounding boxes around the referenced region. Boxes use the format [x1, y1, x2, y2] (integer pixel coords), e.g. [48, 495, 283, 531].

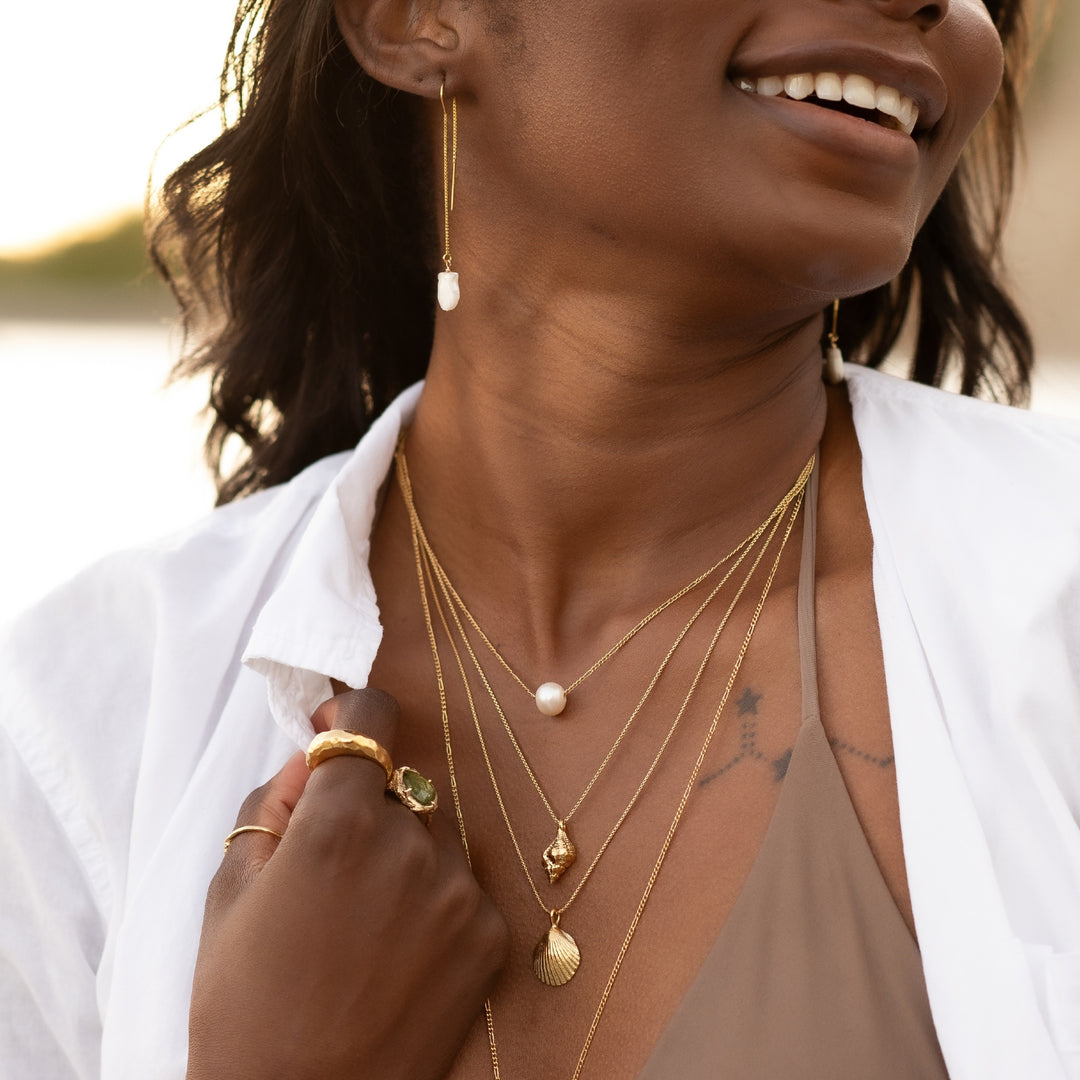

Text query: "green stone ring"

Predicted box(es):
[387, 766, 439, 823]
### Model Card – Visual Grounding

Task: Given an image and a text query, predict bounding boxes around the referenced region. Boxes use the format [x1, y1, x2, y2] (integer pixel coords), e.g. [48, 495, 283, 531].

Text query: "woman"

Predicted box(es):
[2, 0, 1078, 1077]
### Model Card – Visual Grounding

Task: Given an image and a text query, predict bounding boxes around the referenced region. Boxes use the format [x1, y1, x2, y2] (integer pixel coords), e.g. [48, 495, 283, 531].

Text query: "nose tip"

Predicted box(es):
[871, 0, 949, 31]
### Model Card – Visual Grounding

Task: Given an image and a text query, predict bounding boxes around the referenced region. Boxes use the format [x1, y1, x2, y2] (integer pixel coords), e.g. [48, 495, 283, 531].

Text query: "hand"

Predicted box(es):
[187, 689, 510, 1080]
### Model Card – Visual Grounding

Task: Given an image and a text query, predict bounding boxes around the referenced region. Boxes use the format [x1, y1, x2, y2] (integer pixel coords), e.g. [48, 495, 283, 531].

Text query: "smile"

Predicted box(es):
[734, 73, 920, 137]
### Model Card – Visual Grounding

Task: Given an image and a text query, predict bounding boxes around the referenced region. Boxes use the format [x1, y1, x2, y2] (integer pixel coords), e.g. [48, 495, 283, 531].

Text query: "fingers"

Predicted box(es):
[208, 750, 308, 911]
[305, 688, 402, 804]
[226, 747, 307, 844]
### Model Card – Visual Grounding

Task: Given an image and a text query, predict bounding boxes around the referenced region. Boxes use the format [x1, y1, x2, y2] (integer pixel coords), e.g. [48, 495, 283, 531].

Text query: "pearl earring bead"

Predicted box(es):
[535, 682, 568, 717]
[437, 271, 460, 312]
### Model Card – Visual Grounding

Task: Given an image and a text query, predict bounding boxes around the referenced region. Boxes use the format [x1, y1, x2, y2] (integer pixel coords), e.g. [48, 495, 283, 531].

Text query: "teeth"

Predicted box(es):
[735, 70, 922, 135]
[897, 97, 918, 135]
[843, 74, 877, 112]
[784, 73, 815, 101]
[815, 72, 843, 102]
[876, 84, 902, 117]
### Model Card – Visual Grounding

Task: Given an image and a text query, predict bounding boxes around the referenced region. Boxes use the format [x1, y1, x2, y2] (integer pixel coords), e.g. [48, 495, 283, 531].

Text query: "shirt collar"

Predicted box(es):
[243, 382, 423, 748]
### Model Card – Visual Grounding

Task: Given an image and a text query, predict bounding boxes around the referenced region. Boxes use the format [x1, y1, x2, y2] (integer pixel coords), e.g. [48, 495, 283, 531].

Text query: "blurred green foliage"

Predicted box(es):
[0, 212, 155, 286]
[0, 212, 173, 321]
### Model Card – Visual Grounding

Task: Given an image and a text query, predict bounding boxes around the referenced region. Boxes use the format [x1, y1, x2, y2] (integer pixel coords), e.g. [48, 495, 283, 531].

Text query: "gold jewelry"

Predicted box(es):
[306, 729, 393, 782]
[413, 467, 807, 1077]
[406, 449, 812, 980]
[824, 298, 845, 384]
[222, 825, 284, 854]
[399, 445, 812, 883]
[398, 445, 773, 719]
[387, 766, 439, 823]
[437, 82, 460, 312]
[422, 485, 797, 979]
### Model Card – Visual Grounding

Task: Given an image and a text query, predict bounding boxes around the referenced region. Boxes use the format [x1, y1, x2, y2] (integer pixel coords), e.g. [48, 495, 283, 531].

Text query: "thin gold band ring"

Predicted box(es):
[223, 824, 284, 854]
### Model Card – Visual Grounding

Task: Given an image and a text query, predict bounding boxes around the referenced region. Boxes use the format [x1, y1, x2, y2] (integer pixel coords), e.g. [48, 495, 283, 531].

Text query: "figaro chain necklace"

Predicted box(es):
[406, 448, 810, 1076]
[398, 444, 766, 719]
[397, 445, 812, 887]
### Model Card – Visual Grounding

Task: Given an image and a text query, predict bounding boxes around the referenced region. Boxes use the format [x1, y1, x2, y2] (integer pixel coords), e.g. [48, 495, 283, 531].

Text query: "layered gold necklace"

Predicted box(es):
[399, 442, 812, 1077]
[397, 449, 808, 890]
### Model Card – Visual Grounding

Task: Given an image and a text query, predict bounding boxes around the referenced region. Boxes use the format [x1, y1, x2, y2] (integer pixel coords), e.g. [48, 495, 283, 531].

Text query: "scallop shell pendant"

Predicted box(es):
[542, 821, 577, 884]
[533, 912, 581, 987]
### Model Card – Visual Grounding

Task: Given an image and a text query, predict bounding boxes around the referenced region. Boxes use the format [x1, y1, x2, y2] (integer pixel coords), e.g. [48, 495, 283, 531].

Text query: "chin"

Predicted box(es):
[745, 213, 919, 301]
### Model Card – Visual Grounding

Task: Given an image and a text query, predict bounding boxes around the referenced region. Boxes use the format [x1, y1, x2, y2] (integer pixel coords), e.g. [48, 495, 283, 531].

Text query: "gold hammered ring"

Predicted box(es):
[223, 825, 284, 854]
[387, 766, 439, 824]
[305, 729, 394, 781]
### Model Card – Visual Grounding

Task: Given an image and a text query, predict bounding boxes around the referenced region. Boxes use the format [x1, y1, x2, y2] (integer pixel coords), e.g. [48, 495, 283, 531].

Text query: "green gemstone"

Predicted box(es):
[403, 769, 436, 807]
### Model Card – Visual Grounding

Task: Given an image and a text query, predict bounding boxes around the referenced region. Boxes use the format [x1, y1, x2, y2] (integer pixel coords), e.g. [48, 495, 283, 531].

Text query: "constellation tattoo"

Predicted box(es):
[698, 710, 778, 787]
[698, 687, 896, 788]
[828, 737, 895, 769]
[736, 686, 762, 716]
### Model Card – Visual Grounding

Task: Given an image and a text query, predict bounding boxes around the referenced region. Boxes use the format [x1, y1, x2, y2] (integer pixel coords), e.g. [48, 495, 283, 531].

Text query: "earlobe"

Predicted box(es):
[334, 0, 461, 97]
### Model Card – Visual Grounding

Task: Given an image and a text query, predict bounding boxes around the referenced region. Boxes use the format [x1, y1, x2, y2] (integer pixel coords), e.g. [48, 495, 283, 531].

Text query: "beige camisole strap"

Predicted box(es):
[638, 464, 950, 1079]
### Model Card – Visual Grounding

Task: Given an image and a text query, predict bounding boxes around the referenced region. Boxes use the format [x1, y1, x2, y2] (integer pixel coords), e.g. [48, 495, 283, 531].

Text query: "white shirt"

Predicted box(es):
[2, 366, 1079, 1080]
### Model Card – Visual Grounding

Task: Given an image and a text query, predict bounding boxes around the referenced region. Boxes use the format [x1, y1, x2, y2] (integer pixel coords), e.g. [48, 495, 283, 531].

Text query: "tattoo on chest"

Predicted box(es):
[827, 738, 894, 769]
[697, 687, 896, 789]
[698, 706, 777, 788]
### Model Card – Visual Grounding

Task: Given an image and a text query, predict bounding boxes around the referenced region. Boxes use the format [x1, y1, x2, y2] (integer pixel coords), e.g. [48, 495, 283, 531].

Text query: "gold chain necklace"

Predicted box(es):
[414, 486, 797, 983]
[398, 445, 776, 719]
[405, 454, 812, 978]
[397, 446, 812, 884]
[410, 473, 807, 1078]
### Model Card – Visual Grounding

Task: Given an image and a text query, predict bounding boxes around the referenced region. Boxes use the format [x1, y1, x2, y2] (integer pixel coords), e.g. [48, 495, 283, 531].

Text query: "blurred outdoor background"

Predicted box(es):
[1, 0, 1078, 622]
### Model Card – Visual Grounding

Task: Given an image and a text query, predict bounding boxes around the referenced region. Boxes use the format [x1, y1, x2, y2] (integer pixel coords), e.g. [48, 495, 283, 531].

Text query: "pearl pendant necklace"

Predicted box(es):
[534, 681, 568, 717]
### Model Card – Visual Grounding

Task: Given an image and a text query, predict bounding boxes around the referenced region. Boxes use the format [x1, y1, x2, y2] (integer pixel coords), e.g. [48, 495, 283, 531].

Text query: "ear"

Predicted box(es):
[334, 0, 464, 98]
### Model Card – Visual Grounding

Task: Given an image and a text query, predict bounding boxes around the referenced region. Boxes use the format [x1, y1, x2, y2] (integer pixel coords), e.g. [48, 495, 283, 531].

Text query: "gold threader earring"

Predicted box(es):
[437, 82, 460, 312]
[824, 298, 845, 384]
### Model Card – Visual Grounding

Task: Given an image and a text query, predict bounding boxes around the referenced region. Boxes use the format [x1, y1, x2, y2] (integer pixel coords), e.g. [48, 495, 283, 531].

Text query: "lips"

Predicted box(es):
[728, 42, 948, 144]
[734, 73, 920, 136]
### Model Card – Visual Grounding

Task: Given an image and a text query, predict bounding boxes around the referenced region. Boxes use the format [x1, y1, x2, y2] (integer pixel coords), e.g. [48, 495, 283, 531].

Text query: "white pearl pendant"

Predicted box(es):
[535, 682, 568, 717]
[824, 344, 845, 385]
[437, 271, 460, 312]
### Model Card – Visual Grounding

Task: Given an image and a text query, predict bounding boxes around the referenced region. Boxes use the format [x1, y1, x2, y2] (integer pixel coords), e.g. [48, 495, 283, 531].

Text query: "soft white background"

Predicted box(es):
[0, 0, 233, 255]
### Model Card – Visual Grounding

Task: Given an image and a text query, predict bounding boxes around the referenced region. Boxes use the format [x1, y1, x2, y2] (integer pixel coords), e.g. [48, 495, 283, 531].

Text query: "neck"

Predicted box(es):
[402, 285, 828, 666]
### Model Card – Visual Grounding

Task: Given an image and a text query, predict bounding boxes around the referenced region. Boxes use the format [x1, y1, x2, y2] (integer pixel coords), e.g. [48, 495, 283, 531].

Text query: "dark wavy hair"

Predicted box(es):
[151, 0, 1035, 504]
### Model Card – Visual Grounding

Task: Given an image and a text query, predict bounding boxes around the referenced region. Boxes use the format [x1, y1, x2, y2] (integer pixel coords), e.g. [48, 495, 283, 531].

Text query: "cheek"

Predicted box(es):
[938, 3, 1006, 148]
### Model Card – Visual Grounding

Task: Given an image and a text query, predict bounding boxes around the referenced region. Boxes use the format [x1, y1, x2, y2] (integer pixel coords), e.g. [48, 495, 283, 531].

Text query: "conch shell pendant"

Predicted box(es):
[542, 821, 577, 884]
[533, 911, 581, 986]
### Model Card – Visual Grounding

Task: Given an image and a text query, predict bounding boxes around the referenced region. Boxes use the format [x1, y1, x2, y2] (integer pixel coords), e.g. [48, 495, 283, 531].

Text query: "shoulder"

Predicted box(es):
[1, 449, 349, 702]
[0, 451, 349, 879]
[847, 365, 1080, 736]
[847, 367, 1080, 786]
[847, 363, 1080, 475]
[847, 366, 1080, 558]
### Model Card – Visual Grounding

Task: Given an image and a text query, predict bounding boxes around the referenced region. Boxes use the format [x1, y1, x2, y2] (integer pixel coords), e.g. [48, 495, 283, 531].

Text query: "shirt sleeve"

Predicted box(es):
[0, 721, 108, 1079]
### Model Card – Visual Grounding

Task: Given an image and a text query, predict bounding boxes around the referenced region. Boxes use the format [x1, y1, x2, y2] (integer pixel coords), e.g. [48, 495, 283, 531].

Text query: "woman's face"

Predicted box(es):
[463, 0, 1005, 305]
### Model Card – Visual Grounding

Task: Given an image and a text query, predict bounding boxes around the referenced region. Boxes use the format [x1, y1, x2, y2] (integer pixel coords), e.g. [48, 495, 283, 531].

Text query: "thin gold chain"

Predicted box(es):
[440, 85, 457, 274]
[409, 519, 502, 1078]
[428, 512, 755, 828]
[419, 496, 793, 920]
[570, 489, 804, 1079]
[397, 445, 801, 701]
[412, 480, 806, 1080]
[397, 446, 812, 835]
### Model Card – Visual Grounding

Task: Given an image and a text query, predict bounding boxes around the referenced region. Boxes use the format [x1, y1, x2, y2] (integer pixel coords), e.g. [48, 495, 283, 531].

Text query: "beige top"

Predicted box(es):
[639, 466, 950, 1079]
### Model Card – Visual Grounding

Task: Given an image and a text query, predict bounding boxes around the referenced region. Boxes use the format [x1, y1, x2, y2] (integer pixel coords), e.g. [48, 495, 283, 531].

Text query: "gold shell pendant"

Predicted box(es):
[533, 912, 581, 987]
[542, 821, 577, 884]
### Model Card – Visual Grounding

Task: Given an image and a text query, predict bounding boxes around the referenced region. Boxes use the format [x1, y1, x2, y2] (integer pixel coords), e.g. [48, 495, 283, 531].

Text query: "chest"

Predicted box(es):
[368, 548, 910, 1079]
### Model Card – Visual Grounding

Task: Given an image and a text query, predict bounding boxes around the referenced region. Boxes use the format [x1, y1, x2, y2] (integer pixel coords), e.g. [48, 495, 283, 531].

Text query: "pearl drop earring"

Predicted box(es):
[824, 299, 845, 384]
[437, 82, 460, 312]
